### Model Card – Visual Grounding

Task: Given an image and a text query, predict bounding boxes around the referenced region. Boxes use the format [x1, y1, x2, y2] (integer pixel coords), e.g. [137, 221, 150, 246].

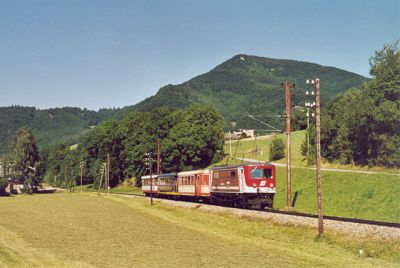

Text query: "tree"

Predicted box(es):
[317, 42, 400, 167]
[269, 136, 285, 161]
[9, 127, 41, 190]
[77, 105, 225, 187]
[162, 105, 224, 172]
[81, 119, 126, 187]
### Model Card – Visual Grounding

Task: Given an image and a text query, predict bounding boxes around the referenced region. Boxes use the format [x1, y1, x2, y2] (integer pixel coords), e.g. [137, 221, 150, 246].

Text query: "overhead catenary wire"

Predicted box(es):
[247, 115, 282, 132]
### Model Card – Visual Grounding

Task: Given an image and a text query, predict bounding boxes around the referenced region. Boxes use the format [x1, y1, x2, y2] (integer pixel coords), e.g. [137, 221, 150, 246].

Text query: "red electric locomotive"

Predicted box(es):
[210, 163, 276, 209]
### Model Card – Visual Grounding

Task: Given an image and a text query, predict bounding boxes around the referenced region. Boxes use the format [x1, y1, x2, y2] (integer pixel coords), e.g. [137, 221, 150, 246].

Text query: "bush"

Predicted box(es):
[269, 137, 285, 161]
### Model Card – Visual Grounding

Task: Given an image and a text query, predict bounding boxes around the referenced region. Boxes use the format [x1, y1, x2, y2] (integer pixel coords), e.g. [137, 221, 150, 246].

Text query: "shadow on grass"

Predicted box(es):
[36, 189, 57, 194]
[291, 191, 299, 207]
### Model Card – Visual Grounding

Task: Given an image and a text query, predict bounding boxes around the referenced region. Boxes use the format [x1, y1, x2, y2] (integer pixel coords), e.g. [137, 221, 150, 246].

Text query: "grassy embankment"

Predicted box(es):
[0, 193, 399, 267]
[221, 130, 400, 222]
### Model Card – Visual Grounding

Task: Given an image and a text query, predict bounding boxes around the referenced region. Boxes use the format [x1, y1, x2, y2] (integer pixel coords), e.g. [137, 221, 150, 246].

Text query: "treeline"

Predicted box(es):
[45, 105, 224, 187]
[0, 106, 121, 153]
[303, 42, 400, 168]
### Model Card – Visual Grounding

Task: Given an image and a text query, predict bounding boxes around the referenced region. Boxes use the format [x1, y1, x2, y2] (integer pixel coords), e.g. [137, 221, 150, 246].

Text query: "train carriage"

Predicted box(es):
[141, 174, 159, 195]
[177, 169, 210, 198]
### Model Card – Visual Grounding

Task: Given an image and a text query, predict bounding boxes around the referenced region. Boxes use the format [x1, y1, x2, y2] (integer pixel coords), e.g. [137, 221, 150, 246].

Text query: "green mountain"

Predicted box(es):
[133, 54, 367, 129]
[0, 106, 119, 153]
[0, 54, 367, 153]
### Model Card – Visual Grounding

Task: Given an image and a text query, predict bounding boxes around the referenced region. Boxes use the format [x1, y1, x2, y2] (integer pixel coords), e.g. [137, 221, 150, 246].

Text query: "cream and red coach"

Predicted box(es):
[141, 162, 276, 209]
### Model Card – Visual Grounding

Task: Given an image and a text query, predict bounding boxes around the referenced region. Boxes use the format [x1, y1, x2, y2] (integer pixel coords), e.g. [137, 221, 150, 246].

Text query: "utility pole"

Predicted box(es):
[145, 152, 153, 205]
[306, 78, 324, 235]
[315, 78, 323, 235]
[80, 161, 83, 192]
[306, 107, 310, 149]
[149, 154, 153, 205]
[64, 166, 67, 189]
[229, 130, 232, 159]
[107, 152, 110, 196]
[285, 80, 293, 208]
[157, 139, 161, 175]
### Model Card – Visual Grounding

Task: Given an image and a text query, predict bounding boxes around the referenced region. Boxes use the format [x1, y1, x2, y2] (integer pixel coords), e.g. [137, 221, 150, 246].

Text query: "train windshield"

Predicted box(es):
[250, 168, 272, 179]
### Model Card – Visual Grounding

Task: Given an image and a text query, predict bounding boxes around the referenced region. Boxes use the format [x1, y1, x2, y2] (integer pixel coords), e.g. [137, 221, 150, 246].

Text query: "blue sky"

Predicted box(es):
[1, 0, 399, 110]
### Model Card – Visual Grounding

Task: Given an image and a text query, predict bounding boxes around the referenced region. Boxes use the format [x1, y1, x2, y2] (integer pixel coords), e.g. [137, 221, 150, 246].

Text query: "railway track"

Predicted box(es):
[106, 192, 400, 229]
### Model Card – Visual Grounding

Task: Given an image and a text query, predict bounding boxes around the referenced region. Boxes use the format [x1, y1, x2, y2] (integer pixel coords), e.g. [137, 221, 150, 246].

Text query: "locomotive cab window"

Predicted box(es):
[250, 168, 272, 179]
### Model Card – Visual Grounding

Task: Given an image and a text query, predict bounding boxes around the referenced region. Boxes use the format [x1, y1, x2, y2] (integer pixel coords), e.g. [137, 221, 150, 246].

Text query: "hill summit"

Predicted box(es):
[132, 54, 367, 129]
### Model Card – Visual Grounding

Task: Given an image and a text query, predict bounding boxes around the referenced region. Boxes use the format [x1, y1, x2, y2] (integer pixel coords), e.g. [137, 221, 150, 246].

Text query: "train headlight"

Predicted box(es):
[252, 182, 257, 188]
[269, 183, 274, 187]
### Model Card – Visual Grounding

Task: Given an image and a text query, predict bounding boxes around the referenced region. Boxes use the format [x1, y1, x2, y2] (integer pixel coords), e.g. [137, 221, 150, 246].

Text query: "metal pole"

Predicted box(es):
[307, 107, 310, 150]
[229, 131, 232, 159]
[285, 80, 292, 208]
[157, 139, 160, 175]
[64, 166, 67, 189]
[150, 154, 153, 206]
[107, 152, 110, 196]
[80, 162, 83, 192]
[315, 78, 324, 235]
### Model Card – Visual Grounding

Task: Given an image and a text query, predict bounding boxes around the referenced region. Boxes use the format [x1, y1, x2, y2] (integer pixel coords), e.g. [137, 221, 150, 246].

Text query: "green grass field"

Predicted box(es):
[1, 193, 399, 267]
[274, 167, 400, 222]
[224, 131, 306, 166]
[221, 131, 400, 222]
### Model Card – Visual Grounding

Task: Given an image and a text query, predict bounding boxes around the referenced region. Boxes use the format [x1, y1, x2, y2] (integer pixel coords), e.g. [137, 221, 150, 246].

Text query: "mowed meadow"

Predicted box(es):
[1, 193, 399, 267]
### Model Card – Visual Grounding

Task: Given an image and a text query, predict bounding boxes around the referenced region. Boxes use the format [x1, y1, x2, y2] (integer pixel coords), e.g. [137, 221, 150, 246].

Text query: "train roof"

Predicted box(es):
[142, 173, 177, 179]
[178, 169, 209, 176]
[211, 162, 274, 171]
[141, 174, 157, 179]
[157, 173, 177, 178]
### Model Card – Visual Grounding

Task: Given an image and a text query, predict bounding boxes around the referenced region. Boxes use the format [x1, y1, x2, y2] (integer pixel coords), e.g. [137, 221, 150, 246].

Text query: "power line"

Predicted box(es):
[247, 115, 282, 132]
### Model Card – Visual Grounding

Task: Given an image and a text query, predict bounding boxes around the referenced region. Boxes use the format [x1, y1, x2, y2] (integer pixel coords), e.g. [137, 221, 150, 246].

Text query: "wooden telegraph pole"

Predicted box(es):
[306, 78, 324, 235]
[315, 78, 324, 235]
[285, 80, 292, 208]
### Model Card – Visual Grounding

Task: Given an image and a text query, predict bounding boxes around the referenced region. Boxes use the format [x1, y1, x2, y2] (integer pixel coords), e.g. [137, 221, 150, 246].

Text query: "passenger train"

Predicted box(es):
[141, 162, 276, 209]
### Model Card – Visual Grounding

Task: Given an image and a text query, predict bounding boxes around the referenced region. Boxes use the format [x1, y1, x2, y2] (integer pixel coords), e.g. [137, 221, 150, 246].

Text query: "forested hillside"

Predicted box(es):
[133, 55, 367, 129]
[0, 106, 119, 153]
